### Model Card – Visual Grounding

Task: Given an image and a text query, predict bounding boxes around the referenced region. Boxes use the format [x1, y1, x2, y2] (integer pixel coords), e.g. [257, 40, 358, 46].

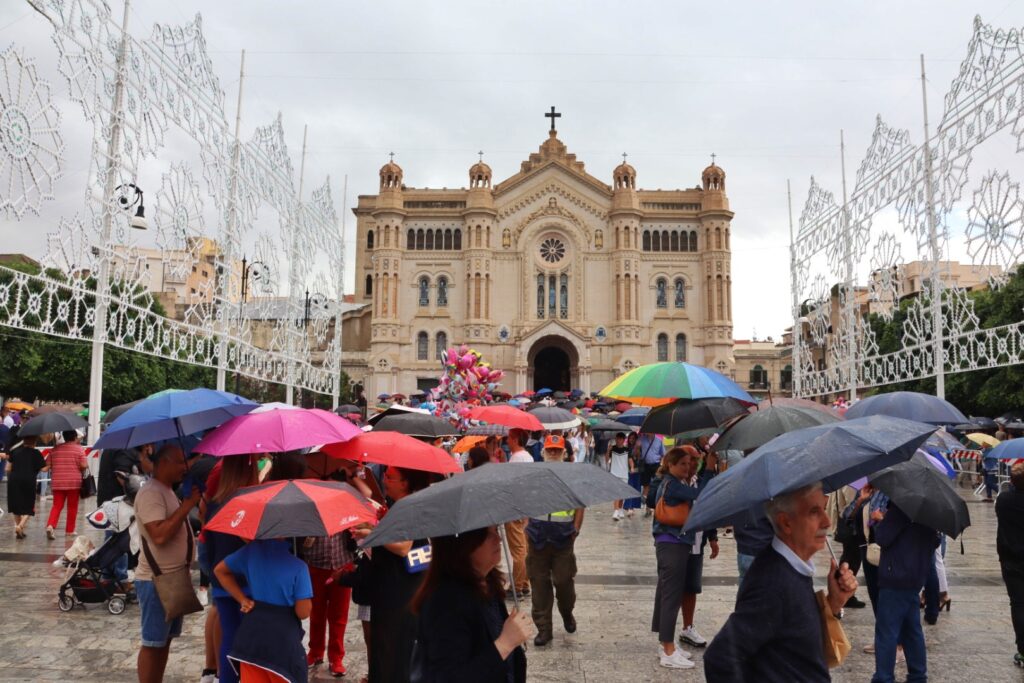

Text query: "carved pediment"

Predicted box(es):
[511, 196, 591, 245]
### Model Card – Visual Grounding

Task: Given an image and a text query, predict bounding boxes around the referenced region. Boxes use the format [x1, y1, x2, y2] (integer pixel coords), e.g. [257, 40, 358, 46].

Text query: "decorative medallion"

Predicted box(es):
[539, 237, 566, 264]
[595, 326, 607, 342]
[497, 325, 511, 343]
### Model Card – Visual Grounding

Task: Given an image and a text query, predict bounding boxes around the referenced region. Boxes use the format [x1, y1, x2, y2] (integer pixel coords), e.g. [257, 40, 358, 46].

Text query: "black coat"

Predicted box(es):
[997, 487, 1024, 568]
[704, 544, 830, 683]
[416, 577, 526, 683]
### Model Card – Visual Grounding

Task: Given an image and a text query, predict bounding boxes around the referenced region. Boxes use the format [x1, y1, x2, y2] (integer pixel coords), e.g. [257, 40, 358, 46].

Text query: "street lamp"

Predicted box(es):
[300, 290, 328, 328]
[115, 183, 148, 230]
[235, 256, 269, 394]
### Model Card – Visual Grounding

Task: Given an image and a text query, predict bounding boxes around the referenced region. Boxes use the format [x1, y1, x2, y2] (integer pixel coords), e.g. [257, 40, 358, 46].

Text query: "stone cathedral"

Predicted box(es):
[351, 115, 734, 397]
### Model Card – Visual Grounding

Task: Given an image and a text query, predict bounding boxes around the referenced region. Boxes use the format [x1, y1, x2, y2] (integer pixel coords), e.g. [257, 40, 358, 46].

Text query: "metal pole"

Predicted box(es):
[222, 49, 246, 394]
[920, 54, 945, 399]
[286, 124, 309, 406]
[331, 174, 348, 410]
[235, 257, 247, 396]
[839, 130, 857, 402]
[787, 179, 800, 398]
[87, 0, 131, 445]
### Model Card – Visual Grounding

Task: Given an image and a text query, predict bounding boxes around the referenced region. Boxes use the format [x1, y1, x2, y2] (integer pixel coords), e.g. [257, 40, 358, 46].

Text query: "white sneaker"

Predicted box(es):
[197, 588, 209, 607]
[199, 674, 217, 683]
[659, 649, 695, 669]
[659, 645, 691, 658]
[679, 625, 708, 647]
[612, 509, 621, 521]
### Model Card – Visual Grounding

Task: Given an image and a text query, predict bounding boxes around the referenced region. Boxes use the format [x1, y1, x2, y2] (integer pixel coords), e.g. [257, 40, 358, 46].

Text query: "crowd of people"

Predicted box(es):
[1, 393, 1023, 683]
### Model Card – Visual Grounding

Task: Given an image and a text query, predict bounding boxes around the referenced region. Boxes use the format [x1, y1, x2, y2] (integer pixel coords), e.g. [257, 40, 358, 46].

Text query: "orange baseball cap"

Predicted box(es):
[544, 434, 566, 450]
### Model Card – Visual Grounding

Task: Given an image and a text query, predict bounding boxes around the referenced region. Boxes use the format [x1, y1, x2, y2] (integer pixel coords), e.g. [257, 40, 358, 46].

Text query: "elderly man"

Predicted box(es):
[135, 445, 202, 683]
[704, 482, 858, 682]
[998, 462, 1024, 669]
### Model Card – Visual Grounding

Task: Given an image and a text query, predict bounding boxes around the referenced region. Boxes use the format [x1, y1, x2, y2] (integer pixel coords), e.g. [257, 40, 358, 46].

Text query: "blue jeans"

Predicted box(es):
[105, 530, 129, 582]
[984, 471, 999, 498]
[214, 596, 243, 683]
[136, 580, 183, 648]
[737, 553, 755, 580]
[872, 588, 927, 683]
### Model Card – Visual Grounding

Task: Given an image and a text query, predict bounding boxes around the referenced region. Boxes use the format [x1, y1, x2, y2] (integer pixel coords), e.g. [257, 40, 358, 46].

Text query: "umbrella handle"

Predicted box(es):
[824, 536, 841, 580]
[497, 524, 525, 652]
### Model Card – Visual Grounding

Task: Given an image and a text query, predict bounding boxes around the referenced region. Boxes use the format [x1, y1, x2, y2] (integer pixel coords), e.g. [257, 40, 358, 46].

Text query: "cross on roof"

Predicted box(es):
[622, 152, 628, 163]
[710, 152, 717, 165]
[545, 106, 561, 131]
[388, 151, 395, 162]
[478, 150, 484, 162]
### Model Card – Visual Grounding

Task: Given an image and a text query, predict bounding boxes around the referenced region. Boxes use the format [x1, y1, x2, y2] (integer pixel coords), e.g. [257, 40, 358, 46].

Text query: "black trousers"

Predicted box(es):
[652, 541, 691, 643]
[1002, 562, 1024, 654]
[840, 537, 863, 577]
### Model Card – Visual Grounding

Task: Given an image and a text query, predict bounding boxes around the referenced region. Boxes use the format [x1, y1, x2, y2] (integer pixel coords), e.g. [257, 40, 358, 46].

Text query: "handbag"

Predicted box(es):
[79, 473, 97, 498]
[140, 527, 203, 621]
[654, 480, 690, 527]
[814, 590, 852, 667]
[865, 542, 881, 567]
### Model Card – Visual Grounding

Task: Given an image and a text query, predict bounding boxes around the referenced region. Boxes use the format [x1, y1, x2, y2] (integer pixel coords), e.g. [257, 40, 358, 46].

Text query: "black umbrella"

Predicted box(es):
[869, 453, 971, 538]
[1006, 421, 1024, 431]
[714, 405, 842, 453]
[103, 399, 144, 425]
[589, 418, 635, 433]
[19, 411, 88, 438]
[639, 398, 748, 437]
[553, 391, 569, 400]
[372, 412, 459, 439]
[362, 462, 638, 547]
[528, 406, 580, 430]
[969, 416, 998, 430]
[335, 404, 361, 415]
[999, 410, 1024, 423]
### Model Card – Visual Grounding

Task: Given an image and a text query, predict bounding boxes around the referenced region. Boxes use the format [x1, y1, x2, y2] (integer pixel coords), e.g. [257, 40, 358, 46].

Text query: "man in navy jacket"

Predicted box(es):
[870, 503, 939, 683]
[704, 482, 858, 682]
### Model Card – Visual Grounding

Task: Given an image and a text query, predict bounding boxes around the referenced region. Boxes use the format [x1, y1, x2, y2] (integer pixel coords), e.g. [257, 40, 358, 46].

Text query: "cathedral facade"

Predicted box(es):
[351, 123, 734, 397]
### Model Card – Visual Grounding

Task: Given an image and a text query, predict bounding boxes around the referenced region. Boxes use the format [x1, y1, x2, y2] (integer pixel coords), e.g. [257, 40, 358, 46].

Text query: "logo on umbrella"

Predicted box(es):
[230, 510, 246, 528]
[339, 515, 360, 526]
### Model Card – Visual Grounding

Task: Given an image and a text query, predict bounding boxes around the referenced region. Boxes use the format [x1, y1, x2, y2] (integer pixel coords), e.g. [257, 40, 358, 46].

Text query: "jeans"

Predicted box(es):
[985, 471, 999, 498]
[737, 553, 755, 581]
[0, 458, 6, 481]
[1002, 562, 1024, 654]
[105, 530, 129, 582]
[923, 558, 940, 622]
[872, 588, 927, 683]
[214, 596, 242, 683]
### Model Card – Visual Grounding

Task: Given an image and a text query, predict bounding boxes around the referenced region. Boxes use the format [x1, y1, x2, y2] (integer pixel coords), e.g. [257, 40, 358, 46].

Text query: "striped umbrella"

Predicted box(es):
[599, 362, 754, 407]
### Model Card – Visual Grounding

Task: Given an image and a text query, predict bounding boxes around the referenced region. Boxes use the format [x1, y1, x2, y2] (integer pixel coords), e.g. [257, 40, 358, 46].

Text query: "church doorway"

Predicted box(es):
[529, 336, 578, 391]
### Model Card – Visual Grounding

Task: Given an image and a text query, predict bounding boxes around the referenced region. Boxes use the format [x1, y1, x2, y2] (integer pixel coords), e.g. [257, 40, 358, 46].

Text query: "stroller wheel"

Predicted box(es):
[107, 596, 126, 615]
[57, 595, 75, 612]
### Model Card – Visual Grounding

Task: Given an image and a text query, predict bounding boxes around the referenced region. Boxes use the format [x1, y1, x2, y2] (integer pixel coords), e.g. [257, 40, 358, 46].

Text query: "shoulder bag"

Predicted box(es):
[140, 526, 203, 621]
[80, 472, 97, 498]
[654, 479, 690, 527]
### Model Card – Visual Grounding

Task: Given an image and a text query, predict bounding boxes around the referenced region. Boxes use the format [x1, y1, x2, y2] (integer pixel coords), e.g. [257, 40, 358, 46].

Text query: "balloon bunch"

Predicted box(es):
[432, 344, 505, 407]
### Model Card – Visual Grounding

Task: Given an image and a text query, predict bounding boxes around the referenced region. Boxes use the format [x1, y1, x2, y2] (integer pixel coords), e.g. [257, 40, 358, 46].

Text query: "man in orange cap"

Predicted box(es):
[525, 434, 584, 646]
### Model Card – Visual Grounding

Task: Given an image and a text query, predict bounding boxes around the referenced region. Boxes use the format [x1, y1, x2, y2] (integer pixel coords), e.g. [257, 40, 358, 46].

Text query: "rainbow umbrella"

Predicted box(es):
[599, 362, 754, 407]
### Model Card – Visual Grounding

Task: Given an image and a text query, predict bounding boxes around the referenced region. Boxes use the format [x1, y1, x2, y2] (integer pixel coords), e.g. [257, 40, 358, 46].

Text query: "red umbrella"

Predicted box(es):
[322, 432, 461, 475]
[205, 480, 377, 540]
[467, 405, 544, 431]
[615, 401, 633, 413]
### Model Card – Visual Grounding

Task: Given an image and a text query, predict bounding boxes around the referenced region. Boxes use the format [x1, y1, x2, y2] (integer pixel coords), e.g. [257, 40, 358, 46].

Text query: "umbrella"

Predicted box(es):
[467, 405, 544, 431]
[588, 418, 635, 433]
[453, 435, 488, 453]
[321, 432, 461, 474]
[366, 404, 432, 426]
[3, 401, 33, 412]
[754, 396, 836, 417]
[94, 388, 258, 449]
[335, 404, 361, 415]
[598, 361, 754, 407]
[845, 391, 968, 425]
[527, 406, 581, 430]
[713, 406, 843, 453]
[614, 401, 633, 413]
[925, 429, 967, 453]
[371, 412, 459, 439]
[1006, 421, 1024, 431]
[362, 462, 639, 547]
[103, 399, 144, 425]
[18, 411, 88, 437]
[869, 453, 970, 538]
[76, 407, 106, 419]
[968, 416, 999, 430]
[535, 388, 553, 397]
[465, 424, 510, 436]
[999, 410, 1024, 422]
[193, 408, 362, 456]
[985, 439, 1024, 461]
[28, 403, 84, 417]
[966, 433, 1000, 449]
[616, 406, 651, 427]
[639, 398, 749, 437]
[205, 480, 377, 540]
[684, 416, 937, 532]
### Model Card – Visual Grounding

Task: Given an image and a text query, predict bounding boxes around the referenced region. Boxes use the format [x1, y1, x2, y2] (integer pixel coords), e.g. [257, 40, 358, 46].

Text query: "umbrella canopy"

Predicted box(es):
[535, 388, 553, 397]
[1006, 421, 1024, 431]
[527, 406, 581, 430]
[193, 408, 362, 456]
[3, 401, 33, 412]
[28, 403, 84, 417]
[999, 410, 1024, 422]
[754, 396, 837, 416]
[335, 404, 361, 415]
[986, 439, 1024, 461]
[366, 404, 432, 426]
[205, 480, 377, 540]
[599, 361, 754, 407]
[616, 406, 651, 427]
[362, 462, 639, 547]
[103, 399, 144, 425]
[639, 398, 749, 437]
[371, 412, 459, 439]
[95, 388, 258, 449]
[714, 405, 843, 454]
[465, 423, 510, 437]
[869, 453, 971, 538]
[588, 417, 635, 433]
[684, 416, 937, 532]
[453, 435, 488, 454]
[322, 431, 461, 474]
[19, 411, 88, 437]
[968, 416, 999, 430]
[467, 405, 544, 431]
[966, 433, 1001, 449]
[845, 391, 968, 425]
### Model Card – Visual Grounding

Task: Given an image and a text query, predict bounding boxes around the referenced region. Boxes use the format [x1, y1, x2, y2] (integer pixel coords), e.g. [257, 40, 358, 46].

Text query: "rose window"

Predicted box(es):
[539, 237, 566, 263]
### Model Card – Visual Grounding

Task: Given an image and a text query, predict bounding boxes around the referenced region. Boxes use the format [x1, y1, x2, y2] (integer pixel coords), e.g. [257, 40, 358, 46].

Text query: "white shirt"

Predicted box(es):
[508, 449, 533, 464]
[771, 536, 815, 578]
[2, 415, 14, 428]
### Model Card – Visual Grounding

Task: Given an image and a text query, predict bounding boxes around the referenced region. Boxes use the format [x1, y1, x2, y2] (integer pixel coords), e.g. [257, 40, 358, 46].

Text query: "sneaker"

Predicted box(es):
[678, 626, 708, 647]
[197, 588, 209, 607]
[659, 645, 691, 658]
[612, 510, 621, 521]
[1014, 652, 1024, 668]
[46, 526, 55, 540]
[199, 673, 217, 683]
[659, 649, 695, 669]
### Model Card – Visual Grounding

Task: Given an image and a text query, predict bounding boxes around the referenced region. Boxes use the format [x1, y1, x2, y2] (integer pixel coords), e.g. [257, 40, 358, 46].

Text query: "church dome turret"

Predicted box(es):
[702, 160, 725, 192]
[379, 157, 403, 191]
[613, 154, 636, 191]
[469, 158, 492, 189]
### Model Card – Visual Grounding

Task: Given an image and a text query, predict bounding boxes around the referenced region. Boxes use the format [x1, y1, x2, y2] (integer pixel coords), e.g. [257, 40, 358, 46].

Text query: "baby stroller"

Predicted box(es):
[57, 527, 137, 615]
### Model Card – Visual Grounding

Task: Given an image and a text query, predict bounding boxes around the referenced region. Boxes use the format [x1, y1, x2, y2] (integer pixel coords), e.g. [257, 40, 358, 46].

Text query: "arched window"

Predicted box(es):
[559, 273, 569, 319]
[652, 231, 661, 252]
[662, 230, 670, 251]
[444, 229, 453, 250]
[655, 278, 668, 308]
[674, 278, 685, 308]
[716, 360, 728, 374]
[548, 274, 557, 317]
[715, 227, 722, 249]
[780, 364, 793, 390]
[426, 229, 435, 250]
[537, 274, 546, 318]
[437, 276, 448, 307]
[643, 230, 651, 251]
[367, 230, 375, 249]
[453, 229, 462, 250]
[407, 229, 415, 250]
[750, 364, 767, 387]
[416, 331, 429, 360]
[416, 229, 425, 250]
[670, 231, 680, 251]
[689, 231, 698, 251]
[675, 333, 687, 362]
[435, 331, 448, 360]
[656, 333, 669, 362]
[364, 274, 373, 296]
[418, 276, 430, 306]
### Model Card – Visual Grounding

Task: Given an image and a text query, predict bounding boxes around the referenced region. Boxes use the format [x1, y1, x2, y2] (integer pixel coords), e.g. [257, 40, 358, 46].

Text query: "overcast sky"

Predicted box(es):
[2, 0, 1022, 341]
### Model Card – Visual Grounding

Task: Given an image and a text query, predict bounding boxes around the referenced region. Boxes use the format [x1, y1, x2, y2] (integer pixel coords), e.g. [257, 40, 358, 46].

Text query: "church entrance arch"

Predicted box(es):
[528, 335, 579, 391]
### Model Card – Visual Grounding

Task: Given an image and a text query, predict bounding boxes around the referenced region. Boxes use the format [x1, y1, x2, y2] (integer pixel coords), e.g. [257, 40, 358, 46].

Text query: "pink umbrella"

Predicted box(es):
[193, 408, 362, 456]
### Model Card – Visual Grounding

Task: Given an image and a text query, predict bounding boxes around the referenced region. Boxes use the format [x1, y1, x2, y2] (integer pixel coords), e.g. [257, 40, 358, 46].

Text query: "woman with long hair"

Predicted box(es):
[411, 526, 533, 681]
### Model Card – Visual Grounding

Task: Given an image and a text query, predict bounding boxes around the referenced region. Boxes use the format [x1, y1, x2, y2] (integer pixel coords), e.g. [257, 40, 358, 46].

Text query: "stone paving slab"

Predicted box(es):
[0, 484, 1019, 681]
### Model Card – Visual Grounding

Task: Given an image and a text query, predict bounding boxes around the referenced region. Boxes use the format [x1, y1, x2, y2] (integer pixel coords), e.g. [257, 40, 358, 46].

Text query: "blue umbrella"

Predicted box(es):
[616, 406, 651, 427]
[95, 388, 258, 449]
[985, 439, 1024, 460]
[684, 415, 937, 532]
[535, 388, 554, 397]
[845, 391, 967, 425]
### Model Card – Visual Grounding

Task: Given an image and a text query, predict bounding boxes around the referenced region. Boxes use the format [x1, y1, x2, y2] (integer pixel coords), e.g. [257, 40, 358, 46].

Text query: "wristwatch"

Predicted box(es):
[832, 608, 845, 620]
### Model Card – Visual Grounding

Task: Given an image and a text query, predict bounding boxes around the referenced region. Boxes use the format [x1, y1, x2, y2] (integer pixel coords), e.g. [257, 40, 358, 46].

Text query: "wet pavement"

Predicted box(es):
[0, 480, 1018, 682]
